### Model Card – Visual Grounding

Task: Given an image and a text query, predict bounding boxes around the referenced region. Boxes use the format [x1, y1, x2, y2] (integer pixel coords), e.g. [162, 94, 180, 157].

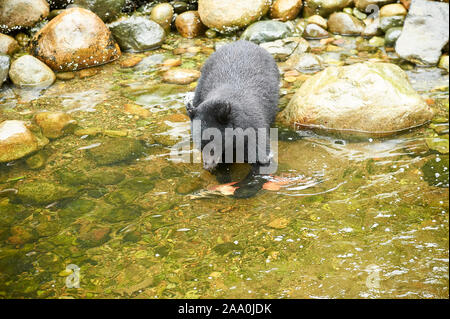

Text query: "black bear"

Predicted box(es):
[186, 40, 280, 198]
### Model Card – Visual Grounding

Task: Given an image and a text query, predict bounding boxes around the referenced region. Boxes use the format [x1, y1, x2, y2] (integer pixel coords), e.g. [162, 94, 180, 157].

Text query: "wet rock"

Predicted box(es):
[120, 56, 143, 68]
[172, 1, 189, 14]
[109, 16, 166, 52]
[352, 7, 367, 20]
[439, 55, 449, 73]
[73, 0, 126, 22]
[283, 52, 323, 73]
[270, 0, 303, 21]
[9, 55, 55, 89]
[294, 19, 307, 36]
[61, 199, 96, 218]
[133, 53, 165, 71]
[85, 137, 146, 165]
[15, 181, 77, 205]
[395, 0, 449, 66]
[7, 226, 37, 245]
[306, 15, 327, 29]
[368, 36, 384, 47]
[55, 71, 75, 80]
[328, 12, 365, 36]
[162, 68, 200, 84]
[303, 0, 353, 17]
[175, 11, 205, 38]
[78, 224, 111, 248]
[54, 168, 89, 186]
[25, 150, 47, 169]
[30, 8, 121, 72]
[362, 18, 381, 37]
[0, 120, 49, 163]
[198, 0, 270, 33]
[88, 169, 125, 185]
[380, 3, 407, 17]
[205, 28, 217, 38]
[150, 3, 174, 31]
[241, 20, 291, 44]
[279, 62, 434, 136]
[0, 0, 49, 32]
[0, 34, 19, 55]
[260, 37, 309, 61]
[303, 23, 329, 39]
[379, 15, 404, 32]
[34, 111, 75, 139]
[354, 0, 396, 11]
[175, 177, 203, 194]
[0, 54, 9, 87]
[425, 136, 449, 154]
[384, 27, 402, 47]
[421, 155, 449, 188]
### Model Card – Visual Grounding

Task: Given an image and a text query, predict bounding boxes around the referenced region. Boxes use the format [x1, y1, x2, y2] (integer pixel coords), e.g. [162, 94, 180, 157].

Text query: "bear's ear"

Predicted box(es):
[216, 102, 231, 124]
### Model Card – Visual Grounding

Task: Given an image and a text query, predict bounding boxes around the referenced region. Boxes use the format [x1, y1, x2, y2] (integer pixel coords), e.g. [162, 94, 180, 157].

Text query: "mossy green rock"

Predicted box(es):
[88, 169, 125, 185]
[85, 137, 146, 165]
[379, 15, 404, 33]
[280, 62, 434, 136]
[421, 156, 449, 188]
[15, 181, 77, 205]
[175, 177, 203, 194]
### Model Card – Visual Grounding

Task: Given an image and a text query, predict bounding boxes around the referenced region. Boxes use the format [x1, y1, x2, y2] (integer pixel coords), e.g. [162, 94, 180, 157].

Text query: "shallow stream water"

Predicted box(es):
[0, 34, 448, 298]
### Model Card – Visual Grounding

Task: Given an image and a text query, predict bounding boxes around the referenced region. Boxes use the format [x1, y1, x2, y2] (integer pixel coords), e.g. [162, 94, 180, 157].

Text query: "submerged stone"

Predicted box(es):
[15, 181, 77, 205]
[85, 137, 146, 165]
[421, 156, 449, 188]
[34, 111, 76, 139]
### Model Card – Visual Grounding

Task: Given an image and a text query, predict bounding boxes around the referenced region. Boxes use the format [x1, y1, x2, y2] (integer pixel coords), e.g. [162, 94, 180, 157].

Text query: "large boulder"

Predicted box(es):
[73, 0, 126, 22]
[303, 0, 354, 17]
[0, 120, 49, 163]
[9, 55, 56, 88]
[198, 0, 270, 33]
[395, 0, 449, 66]
[0, 0, 49, 32]
[108, 16, 165, 52]
[30, 8, 121, 71]
[279, 62, 434, 136]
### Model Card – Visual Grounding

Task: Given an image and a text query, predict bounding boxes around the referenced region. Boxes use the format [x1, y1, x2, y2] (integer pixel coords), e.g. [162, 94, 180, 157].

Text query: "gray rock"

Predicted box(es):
[303, 23, 329, 39]
[260, 37, 309, 61]
[286, 52, 324, 73]
[379, 15, 404, 32]
[395, 0, 449, 66]
[9, 55, 55, 88]
[0, 53, 10, 87]
[241, 20, 291, 44]
[384, 27, 402, 47]
[73, 0, 126, 22]
[109, 16, 166, 52]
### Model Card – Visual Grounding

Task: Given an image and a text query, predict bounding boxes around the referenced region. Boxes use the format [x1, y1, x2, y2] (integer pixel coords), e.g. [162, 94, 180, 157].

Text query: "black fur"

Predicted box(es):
[186, 40, 280, 198]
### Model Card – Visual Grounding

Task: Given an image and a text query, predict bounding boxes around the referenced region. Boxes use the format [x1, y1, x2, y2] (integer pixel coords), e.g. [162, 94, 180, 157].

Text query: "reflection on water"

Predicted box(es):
[0, 35, 448, 299]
